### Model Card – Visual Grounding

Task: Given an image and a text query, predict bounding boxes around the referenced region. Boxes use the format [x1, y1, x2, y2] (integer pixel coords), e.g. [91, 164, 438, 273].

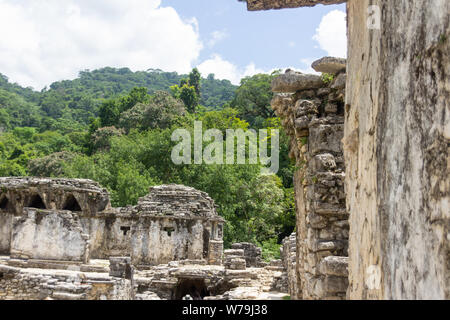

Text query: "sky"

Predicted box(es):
[0, 0, 346, 90]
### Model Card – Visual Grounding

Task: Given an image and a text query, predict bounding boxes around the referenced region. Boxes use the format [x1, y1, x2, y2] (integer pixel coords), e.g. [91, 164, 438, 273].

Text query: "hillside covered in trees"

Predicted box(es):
[0, 67, 294, 260]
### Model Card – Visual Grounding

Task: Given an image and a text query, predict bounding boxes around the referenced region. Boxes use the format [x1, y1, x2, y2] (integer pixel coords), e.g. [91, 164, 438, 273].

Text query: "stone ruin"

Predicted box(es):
[273, 57, 348, 299]
[0, 177, 289, 300]
[244, 0, 449, 300]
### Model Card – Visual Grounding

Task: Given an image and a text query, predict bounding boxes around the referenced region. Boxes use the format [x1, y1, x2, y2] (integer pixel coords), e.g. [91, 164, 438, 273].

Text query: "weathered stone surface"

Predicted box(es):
[272, 71, 323, 93]
[109, 257, 133, 280]
[136, 184, 222, 219]
[331, 73, 346, 90]
[244, 0, 346, 11]
[312, 57, 346, 75]
[318, 256, 348, 277]
[224, 249, 247, 270]
[10, 209, 89, 262]
[271, 58, 348, 299]
[345, 0, 449, 300]
[0, 177, 111, 216]
[0, 264, 132, 300]
[231, 243, 263, 267]
[0, 180, 225, 269]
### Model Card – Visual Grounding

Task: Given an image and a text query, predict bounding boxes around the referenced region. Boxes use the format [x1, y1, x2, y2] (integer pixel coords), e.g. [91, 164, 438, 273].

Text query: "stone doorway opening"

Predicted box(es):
[173, 279, 210, 300]
[0, 196, 9, 211]
[63, 194, 82, 212]
[27, 194, 46, 209]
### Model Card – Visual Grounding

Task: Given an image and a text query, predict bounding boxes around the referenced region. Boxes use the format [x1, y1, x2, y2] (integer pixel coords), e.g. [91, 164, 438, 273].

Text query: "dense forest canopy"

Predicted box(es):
[0, 67, 294, 260]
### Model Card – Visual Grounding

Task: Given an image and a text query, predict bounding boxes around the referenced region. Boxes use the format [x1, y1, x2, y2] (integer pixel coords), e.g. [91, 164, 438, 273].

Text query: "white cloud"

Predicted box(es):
[313, 10, 347, 58]
[197, 54, 267, 85]
[208, 30, 228, 47]
[0, 0, 203, 90]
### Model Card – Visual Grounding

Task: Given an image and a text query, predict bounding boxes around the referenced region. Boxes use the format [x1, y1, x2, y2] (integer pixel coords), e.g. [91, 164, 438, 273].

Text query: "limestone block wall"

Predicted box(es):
[10, 209, 89, 263]
[231, 242, 263, 267]
[345, 0, 449, 299]
[272, 62, 348, 300]
[0, 264, 132, 300]
[281, 233, 298, 298]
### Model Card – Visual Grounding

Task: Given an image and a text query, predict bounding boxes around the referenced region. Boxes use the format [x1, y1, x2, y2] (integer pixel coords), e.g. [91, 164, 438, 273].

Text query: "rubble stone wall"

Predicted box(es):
[272, 61, 349, 300]
[231, 242, 263, 267]
[0, 264, 132, 300]
[281, 233, 297, 298]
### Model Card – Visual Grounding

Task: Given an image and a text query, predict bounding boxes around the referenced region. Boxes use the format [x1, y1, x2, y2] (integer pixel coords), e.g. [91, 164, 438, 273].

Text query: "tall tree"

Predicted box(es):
[188, 68, 201, 96]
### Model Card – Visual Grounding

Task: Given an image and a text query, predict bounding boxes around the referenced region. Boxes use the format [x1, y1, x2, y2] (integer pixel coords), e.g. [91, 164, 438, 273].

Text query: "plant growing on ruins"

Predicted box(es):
[321, 73, 334, 85]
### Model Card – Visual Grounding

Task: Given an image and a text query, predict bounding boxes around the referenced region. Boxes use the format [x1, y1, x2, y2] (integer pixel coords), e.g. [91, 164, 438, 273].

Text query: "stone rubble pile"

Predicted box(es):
[231, 242, 263, 267]
[224, 249, 246, 270]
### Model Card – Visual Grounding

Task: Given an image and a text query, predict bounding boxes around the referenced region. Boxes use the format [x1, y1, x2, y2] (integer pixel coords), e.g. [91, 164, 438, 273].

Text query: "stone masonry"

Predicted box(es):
[243, 0, 449, 300]
[281, 233, 297, 298]
[272, 58, 349, 299]
[0, 177, 291, 300]
[0, 179, 224, 268]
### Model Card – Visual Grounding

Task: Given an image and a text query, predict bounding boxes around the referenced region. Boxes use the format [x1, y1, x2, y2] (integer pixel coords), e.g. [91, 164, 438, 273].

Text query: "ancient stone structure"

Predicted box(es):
[244, 0, 449, 300]
[281, 233, 298, 298]
[344, 0, 449, 300]
[224, 249, 247, 270]
[0, 177, 291, 300]
[130, 185, 224, 266]
[243, 0, 345, 11]
[272, 60, 349, 300]
[0, 257, 132, 300]
[231, 242, 263, 268]
[0, 178, 224, 268]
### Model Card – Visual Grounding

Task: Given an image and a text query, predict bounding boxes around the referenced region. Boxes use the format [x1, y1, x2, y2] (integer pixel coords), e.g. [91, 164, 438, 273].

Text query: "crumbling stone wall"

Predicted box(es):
[231, 242, 263, 267]
[0, 177, 111, 215]
[272, 58, 348, 299]
[0, 178, 111, 256]
[130, 185, 224, 266]
[0, 179, 224, 268]
[0, 264, 132, 300]
[281, 233, 298, 298]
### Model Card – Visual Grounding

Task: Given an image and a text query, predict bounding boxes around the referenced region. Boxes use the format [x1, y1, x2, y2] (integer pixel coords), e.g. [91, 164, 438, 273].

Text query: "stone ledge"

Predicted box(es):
[312, 57, 346, 75]
[244, 0, 346, 11]
[272, 71, 323, 93]
[318, 256, 348, 277]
